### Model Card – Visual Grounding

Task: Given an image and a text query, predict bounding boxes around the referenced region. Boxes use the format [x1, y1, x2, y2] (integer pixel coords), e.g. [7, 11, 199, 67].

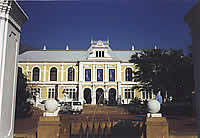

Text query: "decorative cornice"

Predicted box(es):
[0, 0, 28, 28]
[0, 0, 11, 14]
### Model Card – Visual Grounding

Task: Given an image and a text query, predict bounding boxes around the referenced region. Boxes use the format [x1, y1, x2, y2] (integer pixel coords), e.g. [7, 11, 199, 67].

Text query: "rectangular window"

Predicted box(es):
[132, 91, 134, 99]
[142, 92, 145, 100]
[109, 69, 115, 81]
[149, 92, 152, 99]
[99, 51, 102, 57]
[128, 92, 131, 99]
[96, 51, 98, 57]
[146, 91, 149, 99]
[30, 88, 40, 97]
[125, 92, 128, 99]
[102, 51, 104, 57]
[97, 69, 103, 81]
[85, 69, 91, 81]
[48, 88, 55, 99]
[124, 89, 134, 99]
[64, 88, 77, 100]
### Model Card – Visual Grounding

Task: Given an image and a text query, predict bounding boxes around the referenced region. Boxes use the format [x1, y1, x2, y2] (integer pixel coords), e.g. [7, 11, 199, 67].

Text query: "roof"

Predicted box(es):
[18, 50, 138, 63]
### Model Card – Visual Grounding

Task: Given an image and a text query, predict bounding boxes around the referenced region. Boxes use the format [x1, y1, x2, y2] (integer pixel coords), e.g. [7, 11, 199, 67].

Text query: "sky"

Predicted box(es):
[18, 0, 197, 53]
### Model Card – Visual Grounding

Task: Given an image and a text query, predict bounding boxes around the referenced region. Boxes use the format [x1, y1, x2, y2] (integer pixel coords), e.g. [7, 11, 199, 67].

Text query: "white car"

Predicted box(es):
[60, 101, 83, 114]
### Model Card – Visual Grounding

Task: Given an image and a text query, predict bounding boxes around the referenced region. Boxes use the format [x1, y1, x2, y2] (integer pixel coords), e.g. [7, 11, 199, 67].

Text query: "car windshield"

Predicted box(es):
[73, 102, 81, 105]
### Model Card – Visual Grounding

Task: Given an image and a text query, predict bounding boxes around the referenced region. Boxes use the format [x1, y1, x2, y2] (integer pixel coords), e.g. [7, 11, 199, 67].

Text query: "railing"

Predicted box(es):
[59, 115, 146, 138]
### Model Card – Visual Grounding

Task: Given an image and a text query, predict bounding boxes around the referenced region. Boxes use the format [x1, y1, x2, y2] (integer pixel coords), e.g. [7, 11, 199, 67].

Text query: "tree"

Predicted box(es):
[130, 48, 194, 101]
[15, 67, 33, 115]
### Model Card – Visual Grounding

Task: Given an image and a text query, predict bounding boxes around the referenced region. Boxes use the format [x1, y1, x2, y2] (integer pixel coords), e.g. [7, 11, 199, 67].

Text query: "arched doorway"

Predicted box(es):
[84, 88, 92, 104]
[109, 88, 116, 105]
[96, 88, 104, 104]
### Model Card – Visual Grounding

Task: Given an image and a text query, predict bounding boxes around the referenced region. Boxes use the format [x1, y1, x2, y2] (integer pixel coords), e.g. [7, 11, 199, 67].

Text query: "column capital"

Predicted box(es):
[0, 1, 28, 31]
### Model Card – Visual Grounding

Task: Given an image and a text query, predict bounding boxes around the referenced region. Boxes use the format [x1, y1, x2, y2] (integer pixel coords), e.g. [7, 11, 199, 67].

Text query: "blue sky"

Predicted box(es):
[18, 0, 197, 53]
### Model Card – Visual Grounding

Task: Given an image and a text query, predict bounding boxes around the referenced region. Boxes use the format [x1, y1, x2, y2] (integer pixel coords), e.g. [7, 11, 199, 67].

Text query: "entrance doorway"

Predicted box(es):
[109, 88, 117, 105]
[84, 88, 92, 104]
[96, 88, 104, 104]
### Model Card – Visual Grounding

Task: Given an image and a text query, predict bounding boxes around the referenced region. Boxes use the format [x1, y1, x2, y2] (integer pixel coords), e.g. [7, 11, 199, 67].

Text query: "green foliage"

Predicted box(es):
[15, 67, 32, 113]
[130, 48, 194, 100]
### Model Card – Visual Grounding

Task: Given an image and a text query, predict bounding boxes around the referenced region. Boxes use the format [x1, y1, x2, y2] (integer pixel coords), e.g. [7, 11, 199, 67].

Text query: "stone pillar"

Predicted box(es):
[146, 117, 169, 138]
[104, 84, 108, 102]
[0, 1, 28, 137]
[37, 116, 61, 138]
[185, 3, 200, 136]
[117, 82, 121, 104]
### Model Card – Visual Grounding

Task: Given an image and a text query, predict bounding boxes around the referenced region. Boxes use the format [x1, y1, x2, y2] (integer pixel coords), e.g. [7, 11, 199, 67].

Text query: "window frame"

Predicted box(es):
[109, 69, 115, 82]
[125, 67, 133, 81]
[85, 69, 91, 82]
[32, 67, 40, 81]
[68, 67, 75, 81]
[48, 88, 55, 99]
[97, 69, 103, 81]
[50, 67, 57, 81]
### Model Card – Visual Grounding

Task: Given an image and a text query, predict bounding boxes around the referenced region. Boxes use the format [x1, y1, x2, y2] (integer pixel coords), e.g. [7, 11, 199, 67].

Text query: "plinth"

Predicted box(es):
[146, 117, 169, 138]
[37, 116, 61, 138]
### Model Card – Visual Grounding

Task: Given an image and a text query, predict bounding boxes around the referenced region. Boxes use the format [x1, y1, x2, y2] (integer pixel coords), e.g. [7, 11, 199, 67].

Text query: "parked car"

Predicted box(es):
[59, 101, 83, 114]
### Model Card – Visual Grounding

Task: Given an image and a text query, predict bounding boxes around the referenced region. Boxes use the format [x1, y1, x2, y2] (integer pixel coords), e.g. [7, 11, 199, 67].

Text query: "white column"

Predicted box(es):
[78, 84, 83, 103]
[92, 64, 95, 81]
[117, 62, 121, 81]
[105, 64, 108, 82]
[79, 63, 83, 82]
[44, 65, 46, 81]
[61, 64, 64, 82]
[104, 85, 108, 101]
[91, 84, 96, 104]
[117, 82, 121, 104]
[26, 65, 29, 79]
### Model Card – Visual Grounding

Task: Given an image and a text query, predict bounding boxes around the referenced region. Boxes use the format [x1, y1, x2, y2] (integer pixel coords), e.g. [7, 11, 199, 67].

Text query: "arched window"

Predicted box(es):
[50, 67, 57, 81]
[32, 67, 40, 81]
[125, 68, 132, 81]
[68, 67, 75, 81]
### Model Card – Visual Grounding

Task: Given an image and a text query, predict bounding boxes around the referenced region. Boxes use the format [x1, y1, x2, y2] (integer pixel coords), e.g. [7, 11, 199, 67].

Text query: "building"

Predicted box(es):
[18, 40, 154, 105]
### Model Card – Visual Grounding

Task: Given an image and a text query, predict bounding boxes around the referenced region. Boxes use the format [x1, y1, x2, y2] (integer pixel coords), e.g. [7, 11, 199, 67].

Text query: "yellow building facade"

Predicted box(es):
[18, 40, 154, 105]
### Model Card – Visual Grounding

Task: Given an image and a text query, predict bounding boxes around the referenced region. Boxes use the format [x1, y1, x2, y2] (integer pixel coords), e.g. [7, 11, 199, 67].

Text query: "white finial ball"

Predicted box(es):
[45, 99, 58, 113]
[147, 99, 160, 113]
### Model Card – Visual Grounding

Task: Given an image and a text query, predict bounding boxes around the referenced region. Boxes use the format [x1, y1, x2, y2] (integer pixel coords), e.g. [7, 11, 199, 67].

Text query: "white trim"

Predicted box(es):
[31, 66, 41, 81]
[83, 86, 92, 91]
[19, 63, 77, 65]
[121, 63, 135, 65]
